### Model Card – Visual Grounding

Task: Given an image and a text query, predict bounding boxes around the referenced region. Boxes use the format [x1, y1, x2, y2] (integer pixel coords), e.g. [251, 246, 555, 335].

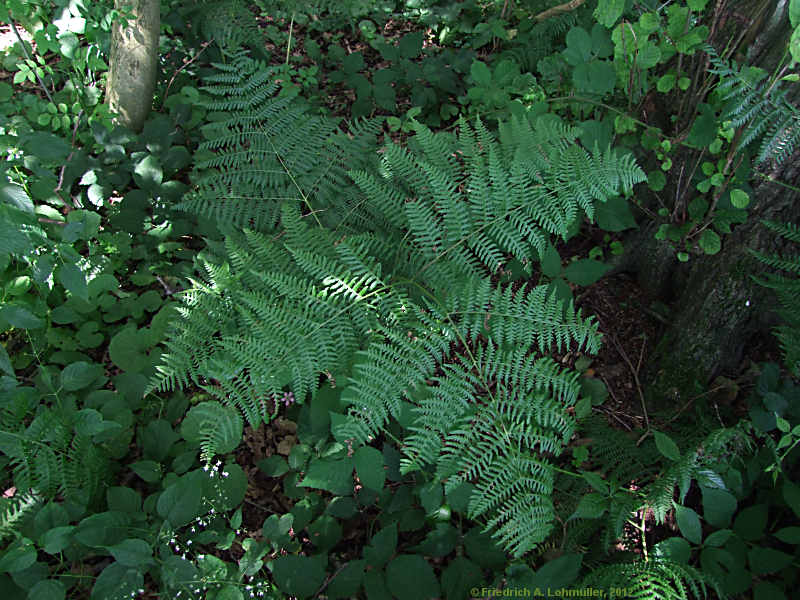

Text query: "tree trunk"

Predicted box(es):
[106, 0, 160, 133]
[616, 0, 800, 412]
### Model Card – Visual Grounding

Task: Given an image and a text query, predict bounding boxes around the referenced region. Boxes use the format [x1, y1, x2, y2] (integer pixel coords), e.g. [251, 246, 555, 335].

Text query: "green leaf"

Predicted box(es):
[61, 361, 100, 391]
[257, 455, 289, 477]
[0, 538, 36, 572]
[783, 480, 800, 517]
[675, 505, 703, 544]
[701, 487, 737, 528]
[790, 0, 800, 28]
[385, 555, 439, 600]
[108, 327, 151, 372]
[594, 0, 625, 28]
[364, 523, 397, 568]
[354, 446, 385, 490]
[564, 27, 592, 64]
[272, 555, 326, 599]
[774, 526, 800, 543]
[653, 537, 691, 563]
[41, 526, 74, 554]
[299, 457, 353, 495]
[730, 189, 750, 209]
[28, 580, 66, 600]
[326, 560, 365, 599]
[106, 539, 154, 568]
[470, 60, 492, 86]
[133, 155, 163, 190]
[564, 259, 610, 286]
[530, 553, 582, 589]
[21, 132, 71, 162]
[733, 504, 768, 540]
[157, 472, 203, 527]
[0, 345, 14, 376]
[130, 460, 162, 483]
[91, 563, 143, 600]
[572, 492, 607, 519]
[0, 304, 44, 329]
[654, 431, 681, 461]
[657, 73, 676, 92]
[442, 557, 482, 600]
[748, 547, 794, 574]
[398, 31, 423, 58]
[57, 263, 89, 301]
[595, 196, 637, 231]
[648, 170, 666, 191]
[698, 230, 721, 255]
[0, 183, 33, 214]
[539, 243, 562, 278]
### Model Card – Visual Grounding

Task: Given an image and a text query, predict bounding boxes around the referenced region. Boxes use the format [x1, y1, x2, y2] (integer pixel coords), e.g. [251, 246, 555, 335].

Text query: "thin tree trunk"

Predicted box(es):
[106, 0, 160, 133]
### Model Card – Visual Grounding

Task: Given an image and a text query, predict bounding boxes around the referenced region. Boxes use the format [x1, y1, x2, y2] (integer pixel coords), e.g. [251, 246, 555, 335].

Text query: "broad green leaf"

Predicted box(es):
[364, 523, 397, 568]
[688, 0, 709, 10]
[675, 505, 703, 544]
[657, 73, 676, 92]
[733, 504, 768, 540]
[272, 555, 326, 599]
[564, 27, 592, 64]
[698, 230, 721, 255]
[157, 472, 203, 527]
[28, 579, 66, 600]
[385, 555, 439, 600]
[91, 563, 143, 600]
[398, 31, 423, 59]
[595, 0, 625, 28]
[572, 492, 607, 519]
[469, 60, 492, 86]
[74, 512, 129, 548]
[133, 155, 163, 190]
[354, 446, 385, 490]
[774, 526, 800, 543]
[701, 487, 737, 528]
[704, 529, 732, 547]
[564, 259, 610, 286]
[108, 327, 151, 372]
[748, 546, 793, 574]
[653, 537, 691, 563]
[0, 538, 36, 572]
[0, 344, 13, 376]
[790, 0, 800, 28]
[0, 183, 33, 213]
[0, 304, 44, 329]
[106, 539, 154, 568]
[257, 455, 289, 477]
[326, 560, 365, 599]
[298, 457, 353, 495]
[730, 189, 750, 209]
[530, 553, 582, 589]
[61, 361, 100, 391]
[654, 430, 681, 461]
[442, 557, 482, 600]
[595, 196, 637, 231]
[783, 479, 800, 517]
[41, 526, 75, 554]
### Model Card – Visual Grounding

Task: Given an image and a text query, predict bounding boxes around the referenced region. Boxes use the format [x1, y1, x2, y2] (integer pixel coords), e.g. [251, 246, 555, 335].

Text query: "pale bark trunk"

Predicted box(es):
[106, 0, 160, 133]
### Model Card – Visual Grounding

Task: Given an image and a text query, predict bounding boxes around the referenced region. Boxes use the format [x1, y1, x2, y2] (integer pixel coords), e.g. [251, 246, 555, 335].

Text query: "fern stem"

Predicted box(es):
[285, 12, 294, 66]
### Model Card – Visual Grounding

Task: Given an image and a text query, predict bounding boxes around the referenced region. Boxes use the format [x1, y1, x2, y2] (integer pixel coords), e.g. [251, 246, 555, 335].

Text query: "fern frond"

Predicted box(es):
[582, 559, 723, 599]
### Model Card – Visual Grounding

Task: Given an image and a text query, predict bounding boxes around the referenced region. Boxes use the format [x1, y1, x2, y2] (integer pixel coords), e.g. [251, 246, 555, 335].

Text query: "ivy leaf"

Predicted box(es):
[653, 430, 681, 461]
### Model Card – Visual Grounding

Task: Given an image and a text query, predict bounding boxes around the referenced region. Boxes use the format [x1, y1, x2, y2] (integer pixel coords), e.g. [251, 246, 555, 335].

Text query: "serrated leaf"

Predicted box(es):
[594, 0, 625, 28]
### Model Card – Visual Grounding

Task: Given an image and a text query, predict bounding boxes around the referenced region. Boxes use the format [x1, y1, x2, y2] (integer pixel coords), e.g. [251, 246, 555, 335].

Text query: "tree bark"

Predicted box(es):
[106, 0, 160, 133]
[615, 0, 800, 412]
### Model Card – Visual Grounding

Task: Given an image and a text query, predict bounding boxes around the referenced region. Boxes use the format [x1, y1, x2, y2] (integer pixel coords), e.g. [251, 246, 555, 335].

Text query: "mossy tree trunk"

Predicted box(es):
[106, 0, 160, 133]
[617, 0, 800, 412]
